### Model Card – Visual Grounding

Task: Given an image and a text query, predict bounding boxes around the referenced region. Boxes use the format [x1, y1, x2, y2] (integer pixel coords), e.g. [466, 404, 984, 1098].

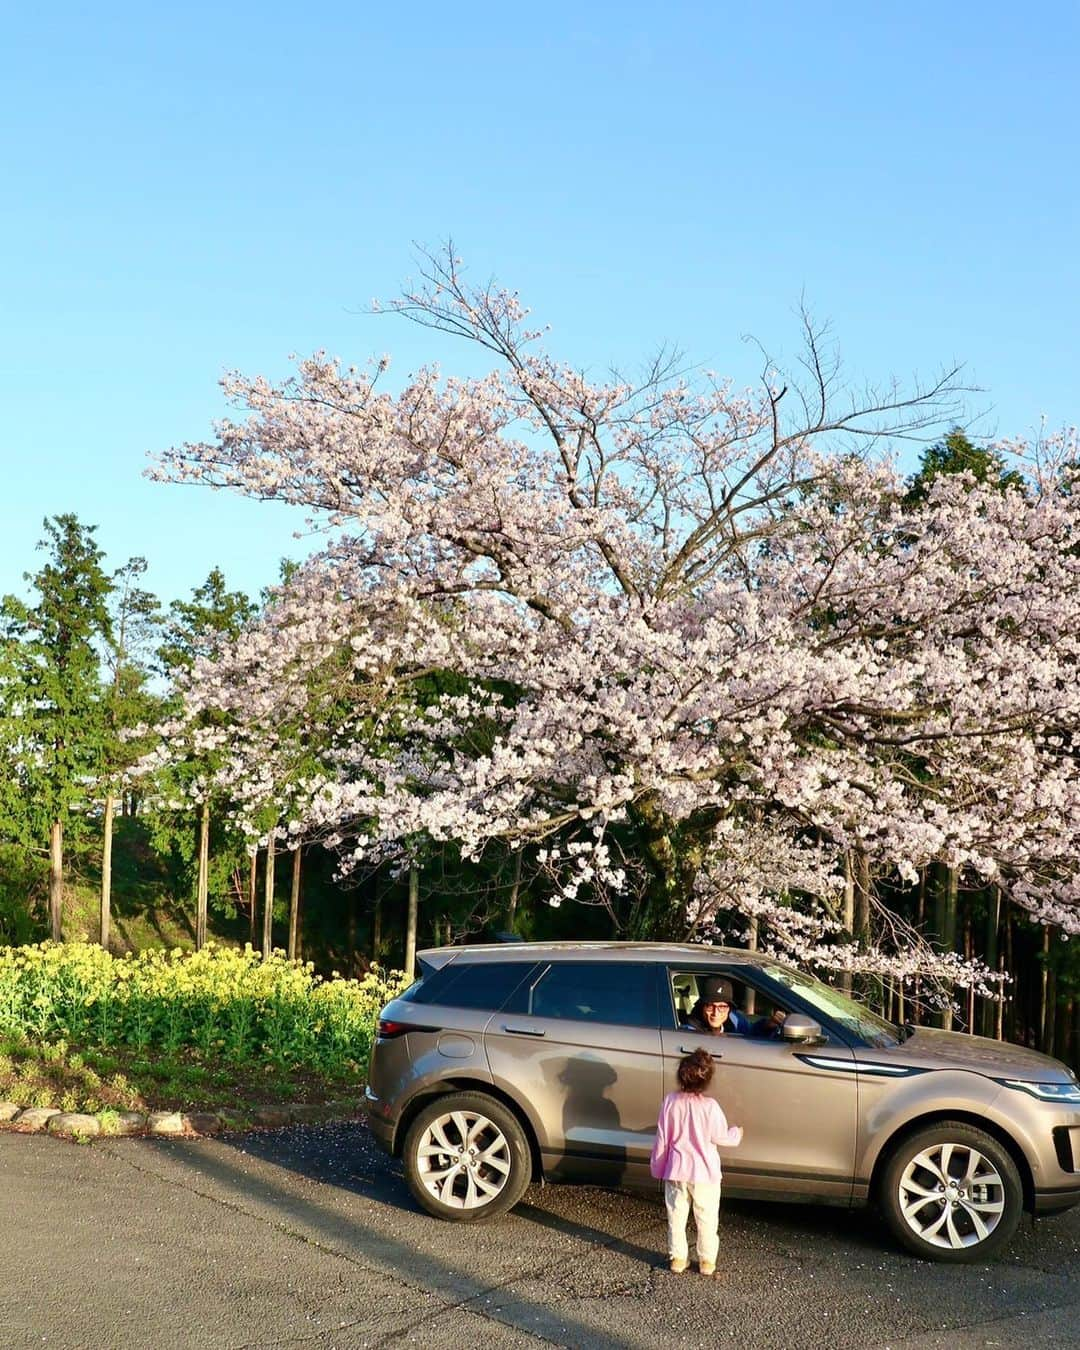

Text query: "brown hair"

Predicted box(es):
[677, 1048, 714, 1093]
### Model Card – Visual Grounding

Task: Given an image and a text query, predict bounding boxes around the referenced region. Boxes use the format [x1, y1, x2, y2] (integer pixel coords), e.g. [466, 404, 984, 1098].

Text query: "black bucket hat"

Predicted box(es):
[699, 976, 735, 1006]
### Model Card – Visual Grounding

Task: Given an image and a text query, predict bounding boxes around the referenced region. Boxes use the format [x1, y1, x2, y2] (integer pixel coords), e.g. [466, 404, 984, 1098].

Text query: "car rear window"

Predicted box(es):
[398, 960, 537, 1011]
[506, 961, 658, 1028]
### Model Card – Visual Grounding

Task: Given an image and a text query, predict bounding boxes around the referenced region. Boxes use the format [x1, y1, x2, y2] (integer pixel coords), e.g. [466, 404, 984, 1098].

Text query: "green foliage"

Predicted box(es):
[0, 941, 408, 1078]
[101, 556, 163, 792]
[145, 567, 258, 900]
[157, 566, 257, 675]
[0, 844, 47, 944]
[0, 515, 114, 849]
[905, 428, 1026, 504]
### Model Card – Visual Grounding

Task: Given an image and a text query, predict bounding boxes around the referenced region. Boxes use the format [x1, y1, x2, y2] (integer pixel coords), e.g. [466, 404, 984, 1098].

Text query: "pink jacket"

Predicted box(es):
[650, 1091, 742, 1185]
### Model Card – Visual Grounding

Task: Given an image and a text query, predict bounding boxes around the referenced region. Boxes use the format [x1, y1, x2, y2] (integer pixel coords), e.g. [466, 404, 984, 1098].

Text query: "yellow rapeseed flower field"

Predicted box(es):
[0, 942, 409, 1074]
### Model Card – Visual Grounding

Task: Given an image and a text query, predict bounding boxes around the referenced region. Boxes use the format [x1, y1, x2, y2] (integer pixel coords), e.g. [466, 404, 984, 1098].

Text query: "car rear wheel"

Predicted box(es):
[880, 1121, 1023, 1262]
[402, 1092, 532, 1221]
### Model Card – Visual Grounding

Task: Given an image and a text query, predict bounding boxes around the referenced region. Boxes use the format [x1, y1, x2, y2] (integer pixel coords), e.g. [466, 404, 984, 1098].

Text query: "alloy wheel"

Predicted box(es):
[414, 1109, 513, 1210]
[897, 1141, 1006, 1250]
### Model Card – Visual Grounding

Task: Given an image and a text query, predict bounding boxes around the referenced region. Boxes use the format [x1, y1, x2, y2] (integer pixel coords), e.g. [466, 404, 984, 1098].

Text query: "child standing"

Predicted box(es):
[650, 1048, 743, 1275]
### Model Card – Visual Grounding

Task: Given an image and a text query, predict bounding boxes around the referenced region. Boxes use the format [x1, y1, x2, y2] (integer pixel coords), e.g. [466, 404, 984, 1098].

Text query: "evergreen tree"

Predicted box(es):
[98, 557, 162, 948]
[0, 516, 112, 940]
[151, 568, 255, 948]
[904, 427, 1025, 505]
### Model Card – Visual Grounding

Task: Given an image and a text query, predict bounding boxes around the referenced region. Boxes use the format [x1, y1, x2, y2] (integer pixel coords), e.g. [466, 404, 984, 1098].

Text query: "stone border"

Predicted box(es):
[0, 1099, 360, 1141]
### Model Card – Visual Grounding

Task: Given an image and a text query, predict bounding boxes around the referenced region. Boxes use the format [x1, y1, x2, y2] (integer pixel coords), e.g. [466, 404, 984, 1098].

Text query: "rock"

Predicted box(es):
[287, 1103, 333, 1124]
[47, 1113, 101, 1139]
[0, 1102, 22, 1122]
[323, 1099, 359, 1119]
[146, 1111, 186, 1136]
[112, 1112, 147, 1136]
[215, 1109, 248, 1131]
[14, 1108, 60, 1131]
[251, 1107, 292, 1128]
[183, 1112, 221, 1135]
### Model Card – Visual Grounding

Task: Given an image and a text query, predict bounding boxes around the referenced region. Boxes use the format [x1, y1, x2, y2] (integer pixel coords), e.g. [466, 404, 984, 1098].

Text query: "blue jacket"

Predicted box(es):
[681, 1005, 782, 1038]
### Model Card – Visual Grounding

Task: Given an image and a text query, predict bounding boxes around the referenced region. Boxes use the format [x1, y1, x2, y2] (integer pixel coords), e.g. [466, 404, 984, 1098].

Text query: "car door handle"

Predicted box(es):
[680, 1045, 722, 1059]
[502, 1023, 546, 1037]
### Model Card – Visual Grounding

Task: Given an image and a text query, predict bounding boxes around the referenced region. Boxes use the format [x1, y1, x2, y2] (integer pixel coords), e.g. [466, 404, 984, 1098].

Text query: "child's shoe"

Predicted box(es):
[699, 1261, 716, 1277]
[669, 1257, 688, 1274]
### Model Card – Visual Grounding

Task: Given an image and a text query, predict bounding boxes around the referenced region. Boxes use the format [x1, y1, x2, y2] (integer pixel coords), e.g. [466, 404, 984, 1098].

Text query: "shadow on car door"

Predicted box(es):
[483, 960, 664, 1188]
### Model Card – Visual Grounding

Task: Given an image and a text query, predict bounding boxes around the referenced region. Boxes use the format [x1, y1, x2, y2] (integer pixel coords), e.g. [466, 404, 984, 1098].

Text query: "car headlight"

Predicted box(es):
[1001, 1079, 1080, 1104]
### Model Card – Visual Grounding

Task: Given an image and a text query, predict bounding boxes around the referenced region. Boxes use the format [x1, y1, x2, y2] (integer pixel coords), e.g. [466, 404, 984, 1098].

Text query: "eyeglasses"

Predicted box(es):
[703, 1001, 730, 1011]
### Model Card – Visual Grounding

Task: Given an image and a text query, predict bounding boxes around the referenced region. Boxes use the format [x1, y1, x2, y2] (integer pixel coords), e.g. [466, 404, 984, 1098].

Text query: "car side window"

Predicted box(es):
[400, 961, 537, 1011]
[668, 970, 790, 1033]
[507, 961, 657, 1028]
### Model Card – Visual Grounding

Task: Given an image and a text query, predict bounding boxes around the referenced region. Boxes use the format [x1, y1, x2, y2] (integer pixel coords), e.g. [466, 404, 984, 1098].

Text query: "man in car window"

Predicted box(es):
[683, 976, 786, 1039]
[683, 977, 751, 1035]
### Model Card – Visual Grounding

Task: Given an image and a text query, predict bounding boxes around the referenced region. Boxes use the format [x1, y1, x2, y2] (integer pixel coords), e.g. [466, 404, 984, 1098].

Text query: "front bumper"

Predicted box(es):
[1033, 1184, 1080, 1215]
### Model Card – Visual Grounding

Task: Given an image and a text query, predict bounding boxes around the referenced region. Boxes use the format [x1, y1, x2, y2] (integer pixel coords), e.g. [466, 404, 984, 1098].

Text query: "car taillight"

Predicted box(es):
[378, 1018, 437, 1039]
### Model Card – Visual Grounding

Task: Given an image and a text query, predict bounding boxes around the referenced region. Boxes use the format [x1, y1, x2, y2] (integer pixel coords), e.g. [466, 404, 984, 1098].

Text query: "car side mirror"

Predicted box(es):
[780, 1013, 824, 1044]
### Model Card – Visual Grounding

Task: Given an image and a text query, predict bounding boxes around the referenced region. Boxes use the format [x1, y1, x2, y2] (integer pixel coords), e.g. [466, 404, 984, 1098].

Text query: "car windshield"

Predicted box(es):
[766, 965, 900, 1048]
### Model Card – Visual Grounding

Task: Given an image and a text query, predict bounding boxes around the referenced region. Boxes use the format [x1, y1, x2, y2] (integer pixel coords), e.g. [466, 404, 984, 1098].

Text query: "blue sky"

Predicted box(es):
[2, 1, 1077, 609]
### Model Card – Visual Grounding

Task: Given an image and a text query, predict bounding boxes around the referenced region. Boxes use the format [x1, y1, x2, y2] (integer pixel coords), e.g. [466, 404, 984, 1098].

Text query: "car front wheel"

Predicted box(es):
[880, 1121, 1023, 1262]
[402, 1092, 532, 1221]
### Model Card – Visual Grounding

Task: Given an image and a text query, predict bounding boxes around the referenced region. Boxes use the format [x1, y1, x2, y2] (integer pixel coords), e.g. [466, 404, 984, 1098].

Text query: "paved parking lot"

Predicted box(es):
[2, 1120, 1079, 1348]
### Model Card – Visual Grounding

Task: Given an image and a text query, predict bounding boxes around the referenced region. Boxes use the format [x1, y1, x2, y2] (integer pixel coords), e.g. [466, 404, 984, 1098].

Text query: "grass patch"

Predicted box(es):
[0, 1031, 368, 1114]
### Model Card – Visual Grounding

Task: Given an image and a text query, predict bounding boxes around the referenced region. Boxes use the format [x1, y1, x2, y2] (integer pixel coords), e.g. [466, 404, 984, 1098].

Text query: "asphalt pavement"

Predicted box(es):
[2, 1120, 1078, 1349]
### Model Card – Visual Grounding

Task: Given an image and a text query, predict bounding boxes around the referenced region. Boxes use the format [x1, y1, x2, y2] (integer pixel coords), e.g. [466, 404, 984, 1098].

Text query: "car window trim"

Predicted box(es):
[663, 964, 859, 1048]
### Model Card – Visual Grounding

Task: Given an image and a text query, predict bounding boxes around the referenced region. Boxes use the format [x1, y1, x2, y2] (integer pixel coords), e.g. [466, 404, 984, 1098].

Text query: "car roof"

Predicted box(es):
[416, 940, 784, 971]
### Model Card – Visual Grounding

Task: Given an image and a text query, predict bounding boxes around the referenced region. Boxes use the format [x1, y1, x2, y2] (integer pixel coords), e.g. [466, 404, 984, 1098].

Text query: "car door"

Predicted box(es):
[662, 966, 858, 1203]
[484, 959, 664, 1187]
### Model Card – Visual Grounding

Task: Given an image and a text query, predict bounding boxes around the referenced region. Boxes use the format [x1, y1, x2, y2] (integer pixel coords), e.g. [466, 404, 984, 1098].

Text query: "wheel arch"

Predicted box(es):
[869, 1110, 1035, 1213]
[394, 1077, 543, 1182]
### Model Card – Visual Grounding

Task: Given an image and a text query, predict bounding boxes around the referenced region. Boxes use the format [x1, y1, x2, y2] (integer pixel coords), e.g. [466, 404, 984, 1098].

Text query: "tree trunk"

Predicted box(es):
[840, 852, 855, 997]
[1004, 910, 1016, 1042]
[626, 794, 705, 939]
[195, 798, 210, 951]
[995, 951, 1005, 1040]
[981, 885, 1001, 1039]
[347, 890, 357, 973]
[49, 818, 63, 941]
[932, 864, 958, 1030]
[1040, 926, 1054, 1056]
[854, 851, 872, 945]
[854, 850, 875, 1008]
[404, 865, 419, 978]
[372, 895, 382, 962]
[744, 916, 758, 1015]
[261, 831, 276, 960]
[506, 850, 522, 934]
[248, 852, 257, 947]
[100, 792, 115, 951]
[287, 846, 302, 962]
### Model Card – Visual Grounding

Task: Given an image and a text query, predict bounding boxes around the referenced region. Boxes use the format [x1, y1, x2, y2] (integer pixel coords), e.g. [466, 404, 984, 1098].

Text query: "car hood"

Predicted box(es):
[883, 1026, 1071, 1081]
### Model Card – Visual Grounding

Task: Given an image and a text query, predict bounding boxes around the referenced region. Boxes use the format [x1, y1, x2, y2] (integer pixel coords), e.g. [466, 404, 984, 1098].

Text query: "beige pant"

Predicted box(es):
[664, 1180, 722, 1264]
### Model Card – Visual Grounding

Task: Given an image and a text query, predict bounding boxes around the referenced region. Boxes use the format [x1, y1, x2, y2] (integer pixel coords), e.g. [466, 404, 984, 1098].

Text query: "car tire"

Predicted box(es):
[879, 1121, 1024, 1262]
[402, 1091, 532, 1222]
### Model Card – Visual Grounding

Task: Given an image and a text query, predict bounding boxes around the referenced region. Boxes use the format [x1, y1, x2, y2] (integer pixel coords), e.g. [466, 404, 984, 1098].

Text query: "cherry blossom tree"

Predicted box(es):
[153, 250, 1080, 999]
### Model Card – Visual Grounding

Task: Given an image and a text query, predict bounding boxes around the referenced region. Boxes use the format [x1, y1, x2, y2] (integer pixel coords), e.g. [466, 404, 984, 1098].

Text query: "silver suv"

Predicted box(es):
[364, 941, 1080, 1262]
